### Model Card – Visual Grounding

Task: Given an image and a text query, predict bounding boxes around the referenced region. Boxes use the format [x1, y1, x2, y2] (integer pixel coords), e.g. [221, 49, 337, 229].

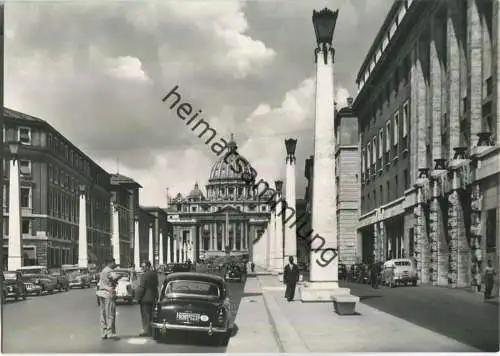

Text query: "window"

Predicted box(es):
[386, 181, 391, 202]
[20, 187, 31, 208]
[404, 169, 409, 189]
[379, 185, 383, 203]
[378, 129, 383, 158]
[393, 112, 400, 145]
[402, 101, 409, 137]
[373, 189, 377, 206]
[395, 175, 399, 195]
[48, 164, 53, 182]
[486, 209, 497, 252]
[372, 137, 377, 164]
[18, 127, 31, 145]
[361, 149, 365, 173]
[19, 160, 31, 176]
[54, 168, 59, 184]
[2, 125, 5, 143]
[367, 142, 372, 167]
[22, 220, 30, 234]
[385, 121, 392, 151]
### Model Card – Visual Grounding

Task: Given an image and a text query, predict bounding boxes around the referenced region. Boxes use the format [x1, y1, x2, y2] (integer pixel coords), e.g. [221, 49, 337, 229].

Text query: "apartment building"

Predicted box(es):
[2, 108, 112, 267]
[335, 98, 362, 266]
[353, 0, 499, 293]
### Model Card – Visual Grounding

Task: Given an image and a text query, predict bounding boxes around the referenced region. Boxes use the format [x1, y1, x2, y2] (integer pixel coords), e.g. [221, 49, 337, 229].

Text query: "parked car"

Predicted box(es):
[164, 264, 176, 275]
[382, 258, 418, 287]
[62, 265, 92, 289]
[151, 272, 234, 346]
[2, 271, 27, 301]
[224, 264, 244, 283]
[20, 273, 57, 294]
[49, 270, 70, 292]
[114, 268, 140, 304]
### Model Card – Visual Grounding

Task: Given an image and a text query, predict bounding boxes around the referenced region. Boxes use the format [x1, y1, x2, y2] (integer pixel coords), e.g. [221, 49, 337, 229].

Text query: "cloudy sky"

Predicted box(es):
[5, 0, 392, 207]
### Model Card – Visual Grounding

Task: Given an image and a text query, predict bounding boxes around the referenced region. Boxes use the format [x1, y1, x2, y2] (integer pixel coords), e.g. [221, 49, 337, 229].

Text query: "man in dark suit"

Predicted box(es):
[135, 261, 159, 336]
[283, 256, 300, 302]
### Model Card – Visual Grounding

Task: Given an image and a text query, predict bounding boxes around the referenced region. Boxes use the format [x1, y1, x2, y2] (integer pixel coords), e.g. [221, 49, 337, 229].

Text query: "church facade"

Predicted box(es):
[166, 138, 272, 262]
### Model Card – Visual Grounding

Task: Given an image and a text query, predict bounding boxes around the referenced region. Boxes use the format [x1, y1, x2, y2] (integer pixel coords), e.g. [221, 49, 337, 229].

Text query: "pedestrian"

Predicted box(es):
[135, 261, 159, 337]
[250, 262, 255, 272]
[370, 262, 379, 289]
[96, 258, 120, 340]
[283, 256, 300, 302]
[484, 260, 496, 301]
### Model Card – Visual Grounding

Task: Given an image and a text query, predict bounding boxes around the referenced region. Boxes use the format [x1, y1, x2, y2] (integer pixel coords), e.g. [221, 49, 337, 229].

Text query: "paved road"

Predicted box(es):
[2, 280, 245, 353]
[340, 281, 499, 352]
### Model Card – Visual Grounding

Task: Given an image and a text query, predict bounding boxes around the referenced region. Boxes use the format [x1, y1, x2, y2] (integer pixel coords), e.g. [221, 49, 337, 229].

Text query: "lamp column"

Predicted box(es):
[284, 139, 298, 265]
[273, 180, 284, 275]
[78, 185, 88, 269]
[300, 7, 352, 302]
[134, 216, 140, 270]
[7, 141, 23, 271]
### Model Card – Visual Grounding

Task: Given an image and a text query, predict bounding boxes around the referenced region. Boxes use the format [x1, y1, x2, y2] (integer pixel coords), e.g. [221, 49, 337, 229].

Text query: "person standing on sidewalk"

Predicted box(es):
[135, 261, 159, 336]
[283, 256, 300, 302]
[96, 258, 119, 340]
[484, 260, 496, 301]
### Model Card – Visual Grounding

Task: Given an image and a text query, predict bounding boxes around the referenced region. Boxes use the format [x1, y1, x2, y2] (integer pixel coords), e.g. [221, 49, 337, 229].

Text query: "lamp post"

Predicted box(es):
[273, 179, 284, 274]
[7, 141, 23, 271]
[78, 184, 88, 268]
[300, 8, 352, 302]
[284, 138, 298, 265]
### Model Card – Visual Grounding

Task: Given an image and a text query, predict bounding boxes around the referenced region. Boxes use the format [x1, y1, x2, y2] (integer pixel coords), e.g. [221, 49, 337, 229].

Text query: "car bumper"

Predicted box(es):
[394, 276, 416, 281]
[69, 282, 84, 287]
[151, 321, 227, 334]
[5, 290, 18, 297]
[115, 293, 133, 300]
[25, 286, 42, 294]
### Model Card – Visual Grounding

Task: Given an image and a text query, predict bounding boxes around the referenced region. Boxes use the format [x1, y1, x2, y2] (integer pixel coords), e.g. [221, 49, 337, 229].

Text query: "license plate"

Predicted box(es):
[177, 312, 200, 322]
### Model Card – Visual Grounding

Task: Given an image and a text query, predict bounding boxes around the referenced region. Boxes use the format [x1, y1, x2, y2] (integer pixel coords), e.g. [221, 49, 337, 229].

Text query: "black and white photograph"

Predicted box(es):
[0, 0, 499, 353]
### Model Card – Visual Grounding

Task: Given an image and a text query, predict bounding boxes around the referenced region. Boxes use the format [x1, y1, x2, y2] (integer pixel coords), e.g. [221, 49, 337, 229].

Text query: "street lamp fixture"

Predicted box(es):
[312, 7, 339, 64]
[274, 179, 283, 195]
[8, 141, 20, 158]
[78, 184, 86, 194]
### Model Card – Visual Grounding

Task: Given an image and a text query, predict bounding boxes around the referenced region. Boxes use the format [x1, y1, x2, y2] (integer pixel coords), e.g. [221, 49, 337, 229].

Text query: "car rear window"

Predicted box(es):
[395, 261, 411, 266]
[165, 280, 220, 297]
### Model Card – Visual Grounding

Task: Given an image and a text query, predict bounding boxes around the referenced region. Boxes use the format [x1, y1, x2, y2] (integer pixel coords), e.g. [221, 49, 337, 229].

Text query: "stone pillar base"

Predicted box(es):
[8, 256, 22, 271]
[299, 282, 350, 303]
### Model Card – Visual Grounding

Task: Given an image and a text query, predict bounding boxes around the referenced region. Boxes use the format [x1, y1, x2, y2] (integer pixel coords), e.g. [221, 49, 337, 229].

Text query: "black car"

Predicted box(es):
[224, 264, 244, 283]
[50, 270, 70, 292]
[2, 271, 27, 301]
[151, 272, 234, 346]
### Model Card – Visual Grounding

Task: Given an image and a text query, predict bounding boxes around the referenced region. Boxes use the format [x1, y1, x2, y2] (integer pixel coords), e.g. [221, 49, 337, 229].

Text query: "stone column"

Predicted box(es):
[413, 171, 431, 284]
[274, 181, 284, 274]
[301, 8, 351, 302]
[232, 223, 236, 251]
[447, 3, 461, 156]
[284, 138, 297, 263]
[469, 161, 484, 291]
[111, 202, 120, 266]
[209, 223, 214, 251]
[78, 185, 88, 269]
[173, 237, 178, 263]
[166, 233, 172, 264]
[7, 149, 22, 271]
[159, 231, 164, 265]
[148, 224, 153, 263]
[134, 217, 140, 269]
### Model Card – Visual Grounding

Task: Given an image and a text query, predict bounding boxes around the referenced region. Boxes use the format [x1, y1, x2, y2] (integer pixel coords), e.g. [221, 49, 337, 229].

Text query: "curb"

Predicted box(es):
[258, 278, 309, 353]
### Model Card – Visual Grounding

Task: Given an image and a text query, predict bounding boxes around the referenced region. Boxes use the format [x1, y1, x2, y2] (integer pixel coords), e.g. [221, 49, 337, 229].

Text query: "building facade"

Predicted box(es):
[335, 98, 362, 266]
[141, 207, 172, 266]
[2, 108, 112, 268]
[166, 137, 271, 262]
[352, 0, 499, 293]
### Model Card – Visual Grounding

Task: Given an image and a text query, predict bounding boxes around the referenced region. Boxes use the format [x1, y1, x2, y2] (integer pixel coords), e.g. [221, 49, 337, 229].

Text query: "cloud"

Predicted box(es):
[5, 0, 389, 206]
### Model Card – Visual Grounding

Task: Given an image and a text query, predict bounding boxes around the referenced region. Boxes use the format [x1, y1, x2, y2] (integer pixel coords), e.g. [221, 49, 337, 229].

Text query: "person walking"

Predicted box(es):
[96, 258, 119, 340]
[370, 261, 380, 289]
[135, 261, 159, 336]
[250, 262, 255, 273]
[283, 256, 300, 302]
[484, 260, 496, 301]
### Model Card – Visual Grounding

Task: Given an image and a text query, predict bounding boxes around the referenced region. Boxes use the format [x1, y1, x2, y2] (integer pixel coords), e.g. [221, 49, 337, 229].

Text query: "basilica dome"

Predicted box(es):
[187, 183, 205, 201]
[209, 136, 255, 183]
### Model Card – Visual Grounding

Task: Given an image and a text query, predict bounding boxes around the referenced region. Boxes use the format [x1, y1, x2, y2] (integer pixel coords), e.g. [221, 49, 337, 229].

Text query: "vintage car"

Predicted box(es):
[2, 271, 27, 301]
[164, 264, 176, 275]
[49, 270, 70, 292]
[18, 266, 58, 295]
[382, 258, 418, 287]
[62, 265, 92, 289]
[114, 268, 139, 304]
[151, 272, 234, 345]
[224, 264, 244, 283]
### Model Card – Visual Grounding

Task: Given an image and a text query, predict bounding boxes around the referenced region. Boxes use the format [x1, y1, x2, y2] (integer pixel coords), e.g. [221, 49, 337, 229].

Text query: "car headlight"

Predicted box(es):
[34, 279, 40, 284]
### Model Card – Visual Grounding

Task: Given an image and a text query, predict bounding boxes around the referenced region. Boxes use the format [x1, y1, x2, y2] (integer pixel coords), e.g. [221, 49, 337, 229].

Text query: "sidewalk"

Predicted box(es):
[228, 274, 481, 353]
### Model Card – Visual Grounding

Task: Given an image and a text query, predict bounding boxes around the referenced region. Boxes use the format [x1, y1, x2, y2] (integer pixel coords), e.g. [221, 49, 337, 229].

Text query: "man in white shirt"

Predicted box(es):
[96, 258, 119, 340]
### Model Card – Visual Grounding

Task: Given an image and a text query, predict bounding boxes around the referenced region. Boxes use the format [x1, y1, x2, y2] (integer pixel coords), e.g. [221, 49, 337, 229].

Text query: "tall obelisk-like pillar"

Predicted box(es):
[273, 180, 284, 275]
[284, 138, 297, 265]
[300, 8, 351, 302]
[78, 185, 88, 268]
[268, 197, 277, 272]
[7, 142, 23, 271]
[134, 216, 140, 269]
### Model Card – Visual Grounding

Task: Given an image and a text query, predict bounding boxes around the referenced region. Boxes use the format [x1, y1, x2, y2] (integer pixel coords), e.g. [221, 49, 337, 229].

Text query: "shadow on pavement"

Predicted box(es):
[359, 295, 382, 301]
[242, 292, 262, 298]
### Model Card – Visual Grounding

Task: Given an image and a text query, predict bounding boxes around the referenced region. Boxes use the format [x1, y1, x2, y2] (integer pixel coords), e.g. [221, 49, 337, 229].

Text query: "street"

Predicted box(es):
[2, 281, 245, 353]
[341, 281, 499, 352]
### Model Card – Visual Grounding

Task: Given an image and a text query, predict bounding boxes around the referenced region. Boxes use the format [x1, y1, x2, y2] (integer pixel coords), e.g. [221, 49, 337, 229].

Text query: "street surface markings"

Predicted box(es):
[126, 337, 151, 345]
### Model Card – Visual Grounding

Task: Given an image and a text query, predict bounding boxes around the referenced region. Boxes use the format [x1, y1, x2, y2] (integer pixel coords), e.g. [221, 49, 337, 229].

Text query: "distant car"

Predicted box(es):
[114, 269, 139, 304]
[151, 272, 234, 346]
[224, 264, 244, 283]
[164, 264, 176, 275]
[50, 270, 70, 292]
[63, 267, 92, 289]
[2, 271, 27, 301]
[20, 273, 57, 294]
[89, 272, 99, 286]
[382, 258, 417, 287]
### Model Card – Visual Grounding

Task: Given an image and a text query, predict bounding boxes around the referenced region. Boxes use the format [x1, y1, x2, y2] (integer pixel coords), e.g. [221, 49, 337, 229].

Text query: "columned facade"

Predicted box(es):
[352, 0, 499, 295]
